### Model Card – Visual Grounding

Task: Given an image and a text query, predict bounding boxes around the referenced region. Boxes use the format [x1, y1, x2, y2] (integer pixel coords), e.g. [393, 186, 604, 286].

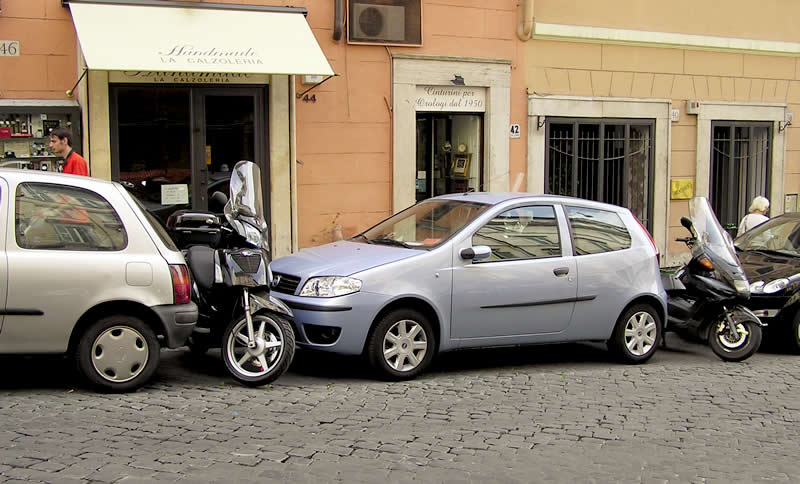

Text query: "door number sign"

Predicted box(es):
[509, 123, 521, 139]
[0, 41, 20, 56]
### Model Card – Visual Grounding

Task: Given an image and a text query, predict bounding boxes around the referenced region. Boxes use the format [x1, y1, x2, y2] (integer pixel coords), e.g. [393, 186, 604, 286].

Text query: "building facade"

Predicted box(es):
[2, 0, 799, 266]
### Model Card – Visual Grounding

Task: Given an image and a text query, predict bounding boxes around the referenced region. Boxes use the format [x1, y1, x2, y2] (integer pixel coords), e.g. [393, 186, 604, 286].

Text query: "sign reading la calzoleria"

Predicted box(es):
[415, 86, 486, 112]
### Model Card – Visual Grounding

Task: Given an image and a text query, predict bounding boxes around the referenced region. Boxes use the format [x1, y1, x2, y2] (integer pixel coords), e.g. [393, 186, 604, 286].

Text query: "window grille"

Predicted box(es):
[710, 122, 772, 232]
[545, 119, 655, 231]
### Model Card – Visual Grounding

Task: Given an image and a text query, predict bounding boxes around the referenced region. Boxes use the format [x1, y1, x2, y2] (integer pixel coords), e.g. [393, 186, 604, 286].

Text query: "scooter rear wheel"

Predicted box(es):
[222, 314, 295, 386]
[708, 317, 762, 362]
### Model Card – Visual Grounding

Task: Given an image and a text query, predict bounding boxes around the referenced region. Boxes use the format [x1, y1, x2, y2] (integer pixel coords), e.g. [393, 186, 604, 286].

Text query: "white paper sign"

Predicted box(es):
[161, 184, 189, 205]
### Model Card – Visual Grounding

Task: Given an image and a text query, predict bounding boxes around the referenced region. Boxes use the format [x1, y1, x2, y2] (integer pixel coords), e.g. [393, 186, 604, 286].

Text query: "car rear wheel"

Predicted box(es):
[608, 304, 661, 364]
[75, 314, 160, 392]
[366, 309, 434, 381]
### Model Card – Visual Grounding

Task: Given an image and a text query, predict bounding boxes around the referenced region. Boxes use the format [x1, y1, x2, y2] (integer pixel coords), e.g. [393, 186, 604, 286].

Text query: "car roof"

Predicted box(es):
[0, 168, 119, 187]
[433, 192, 630, 212]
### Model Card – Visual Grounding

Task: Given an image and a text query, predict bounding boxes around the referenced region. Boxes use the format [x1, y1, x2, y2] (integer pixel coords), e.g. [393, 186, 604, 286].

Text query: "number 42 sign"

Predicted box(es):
[509, 123, 521, 139]
[0, 41, 20, 56]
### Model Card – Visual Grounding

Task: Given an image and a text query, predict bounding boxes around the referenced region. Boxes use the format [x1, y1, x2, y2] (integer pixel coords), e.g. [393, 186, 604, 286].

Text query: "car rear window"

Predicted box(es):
[127, 192, 180, 252]
[566, 205, 631, 255]
[15, 182, 128, 251]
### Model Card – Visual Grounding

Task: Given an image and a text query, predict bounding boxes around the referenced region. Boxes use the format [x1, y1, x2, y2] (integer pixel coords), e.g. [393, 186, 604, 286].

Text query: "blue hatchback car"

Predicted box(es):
[270, 193, 667, 380]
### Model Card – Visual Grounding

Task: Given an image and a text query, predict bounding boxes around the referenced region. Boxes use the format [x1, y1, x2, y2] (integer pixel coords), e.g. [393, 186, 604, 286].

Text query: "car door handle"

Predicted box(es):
[553, 267, 569, 277]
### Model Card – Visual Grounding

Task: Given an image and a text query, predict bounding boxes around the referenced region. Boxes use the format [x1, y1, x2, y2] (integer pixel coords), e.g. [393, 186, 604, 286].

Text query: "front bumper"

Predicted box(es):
[272, 291, 387, 355]
[151, 302, 199, 348]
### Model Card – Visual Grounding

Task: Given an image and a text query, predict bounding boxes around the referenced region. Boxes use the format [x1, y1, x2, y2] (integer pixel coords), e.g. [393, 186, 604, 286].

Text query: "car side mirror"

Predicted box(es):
[460, 245, 492, 261]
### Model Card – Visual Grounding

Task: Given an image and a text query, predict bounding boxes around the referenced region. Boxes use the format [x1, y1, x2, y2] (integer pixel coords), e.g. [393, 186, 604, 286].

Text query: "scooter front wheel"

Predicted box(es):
[708, 317, 762, 362]
[222, 313, 295, 386]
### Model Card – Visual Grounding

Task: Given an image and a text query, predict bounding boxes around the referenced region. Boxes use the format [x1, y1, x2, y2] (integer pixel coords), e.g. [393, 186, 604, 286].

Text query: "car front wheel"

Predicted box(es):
[366, 309, 435, 380]
[75, 314, 160, 392]
[608, 304, 661, 364]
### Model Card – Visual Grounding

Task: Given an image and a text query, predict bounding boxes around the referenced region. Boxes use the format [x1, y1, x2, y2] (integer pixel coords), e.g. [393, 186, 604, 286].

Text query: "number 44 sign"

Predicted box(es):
[0, 41, 20, 56]
[509, 123, 521, 139]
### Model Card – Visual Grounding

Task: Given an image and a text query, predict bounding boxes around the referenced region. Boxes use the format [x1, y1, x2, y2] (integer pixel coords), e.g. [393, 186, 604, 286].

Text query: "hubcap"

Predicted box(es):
[716, 321, 749, 349]
[624, 311, 657, 356]
[226, 317, 284, 377]
[383, 319, 428, 372]
[91, 326, 149, 383]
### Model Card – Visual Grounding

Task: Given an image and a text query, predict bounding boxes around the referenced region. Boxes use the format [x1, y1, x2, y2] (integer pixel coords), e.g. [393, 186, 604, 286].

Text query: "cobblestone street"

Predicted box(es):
[2, 334, 800, 483]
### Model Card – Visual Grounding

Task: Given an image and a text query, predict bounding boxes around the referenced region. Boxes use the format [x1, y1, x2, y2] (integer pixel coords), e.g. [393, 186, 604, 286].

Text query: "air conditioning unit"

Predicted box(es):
[351, 3, 406, 42]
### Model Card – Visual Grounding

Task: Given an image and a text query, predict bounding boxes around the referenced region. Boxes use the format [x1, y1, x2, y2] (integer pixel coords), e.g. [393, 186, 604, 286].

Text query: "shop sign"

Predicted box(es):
[109, 71, 270, 84]
[415, 86, 486, 112]
[0, 41, 20, 56]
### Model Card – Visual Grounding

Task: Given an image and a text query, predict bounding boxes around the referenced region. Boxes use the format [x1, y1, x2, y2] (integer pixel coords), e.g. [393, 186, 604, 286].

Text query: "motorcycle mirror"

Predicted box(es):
[680, 216, 693, 230]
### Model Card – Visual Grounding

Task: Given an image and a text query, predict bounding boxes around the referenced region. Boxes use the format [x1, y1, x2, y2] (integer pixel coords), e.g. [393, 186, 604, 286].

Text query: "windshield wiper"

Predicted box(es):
[745, 248, 796, 257]
[371, 237, 410, 248]
[352, 234, 372, 244]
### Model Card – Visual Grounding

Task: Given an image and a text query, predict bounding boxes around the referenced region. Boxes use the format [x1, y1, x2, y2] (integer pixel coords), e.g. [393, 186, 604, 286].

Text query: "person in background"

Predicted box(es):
[48, 127, 88, 176]
[738, 196, 770, 235]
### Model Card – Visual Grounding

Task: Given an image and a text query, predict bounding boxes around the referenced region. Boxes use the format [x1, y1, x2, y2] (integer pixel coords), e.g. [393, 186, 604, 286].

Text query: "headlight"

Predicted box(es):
[763, 278, 789, 294]
[300, 276, 362, 297]
[749, 281, 765, 293]
[733, 279, 750, 296]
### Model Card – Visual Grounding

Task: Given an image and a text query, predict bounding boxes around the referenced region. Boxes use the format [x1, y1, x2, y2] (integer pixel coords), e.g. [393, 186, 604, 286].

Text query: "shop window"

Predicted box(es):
[415, 113, 483, 202]
[546, 119, 654, 232]
[710, 122, 772, 234]
[348, 0, 422, 46]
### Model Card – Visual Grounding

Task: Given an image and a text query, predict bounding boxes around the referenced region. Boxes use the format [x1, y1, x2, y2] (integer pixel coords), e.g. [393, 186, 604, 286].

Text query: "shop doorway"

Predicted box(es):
[415, 113, 483, 202]
[110, 85, 268, 223]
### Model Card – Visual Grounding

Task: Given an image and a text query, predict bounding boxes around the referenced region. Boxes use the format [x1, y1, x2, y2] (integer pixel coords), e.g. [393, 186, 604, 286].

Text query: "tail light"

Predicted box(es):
[633, 215, 660, 261]
[169, 264, 191, 305]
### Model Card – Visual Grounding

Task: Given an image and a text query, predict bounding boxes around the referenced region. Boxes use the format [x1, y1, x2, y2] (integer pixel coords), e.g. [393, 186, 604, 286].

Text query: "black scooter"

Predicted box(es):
[166, 160, 295, 386]
[663, 197, 764, 362]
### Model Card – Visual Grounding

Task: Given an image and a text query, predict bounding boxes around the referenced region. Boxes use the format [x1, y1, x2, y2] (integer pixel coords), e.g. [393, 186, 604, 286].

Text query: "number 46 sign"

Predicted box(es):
[0, 41, 20, 56]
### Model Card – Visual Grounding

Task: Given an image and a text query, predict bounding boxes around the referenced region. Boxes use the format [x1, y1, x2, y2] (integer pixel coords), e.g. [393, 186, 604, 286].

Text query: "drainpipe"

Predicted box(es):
[333, 0, 344, 41]
[517, 0, 534, 41]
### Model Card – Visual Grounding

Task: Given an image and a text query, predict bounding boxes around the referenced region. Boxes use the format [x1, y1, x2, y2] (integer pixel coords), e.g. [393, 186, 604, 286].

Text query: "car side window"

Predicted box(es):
[15, 182, 127, 251]
[473, 205, 561, 261]
[566, 205, 631, 255]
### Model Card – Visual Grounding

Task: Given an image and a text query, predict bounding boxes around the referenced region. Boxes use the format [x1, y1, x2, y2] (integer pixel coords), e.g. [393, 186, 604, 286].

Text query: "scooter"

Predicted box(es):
[166, 160, 295, 386]
[662, 197, 764, 362]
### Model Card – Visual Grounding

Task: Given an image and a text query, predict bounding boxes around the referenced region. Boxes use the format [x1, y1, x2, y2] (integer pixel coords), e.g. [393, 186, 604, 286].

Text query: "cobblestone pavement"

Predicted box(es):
[2, 334, 800, 483]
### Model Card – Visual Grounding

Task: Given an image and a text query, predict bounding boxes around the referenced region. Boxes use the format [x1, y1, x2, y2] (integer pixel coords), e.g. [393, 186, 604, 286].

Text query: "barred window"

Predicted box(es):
[546, 119, 654, 232]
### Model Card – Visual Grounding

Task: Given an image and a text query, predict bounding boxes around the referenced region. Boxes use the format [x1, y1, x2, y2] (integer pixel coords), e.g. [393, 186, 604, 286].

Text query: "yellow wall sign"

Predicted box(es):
[671, 179, 695, 200]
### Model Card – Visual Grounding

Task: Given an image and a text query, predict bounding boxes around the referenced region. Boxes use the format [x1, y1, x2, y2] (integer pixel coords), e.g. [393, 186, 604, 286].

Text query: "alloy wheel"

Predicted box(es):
[624, 311, 657, 356]
[715, 321, 748, 349]
[225, 316, 285, 377]
[382, 319, 428, 372]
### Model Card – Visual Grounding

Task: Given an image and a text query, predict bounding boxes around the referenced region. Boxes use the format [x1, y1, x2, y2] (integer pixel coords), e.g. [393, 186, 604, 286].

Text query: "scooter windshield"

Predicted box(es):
[688, 197, 742, 274]
[224, 160, 269, 251]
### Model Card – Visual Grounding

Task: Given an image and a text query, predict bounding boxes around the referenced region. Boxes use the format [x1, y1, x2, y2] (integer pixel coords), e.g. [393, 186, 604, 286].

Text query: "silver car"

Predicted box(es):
[271, 193, 666, 380]
[0, 169, 198, 392]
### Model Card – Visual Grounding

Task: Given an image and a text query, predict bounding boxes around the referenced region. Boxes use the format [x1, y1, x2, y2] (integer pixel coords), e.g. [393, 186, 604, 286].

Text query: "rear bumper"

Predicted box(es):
[152, 302, 199, 348]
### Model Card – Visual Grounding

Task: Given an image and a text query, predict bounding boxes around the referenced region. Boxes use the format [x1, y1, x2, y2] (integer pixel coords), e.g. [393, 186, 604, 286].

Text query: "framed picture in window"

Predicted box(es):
[452, 154, 470, 176]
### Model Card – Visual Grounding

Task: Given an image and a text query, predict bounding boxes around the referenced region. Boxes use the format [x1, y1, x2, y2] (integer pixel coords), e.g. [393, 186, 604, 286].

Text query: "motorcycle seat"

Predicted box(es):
[185, 245, 216, 290]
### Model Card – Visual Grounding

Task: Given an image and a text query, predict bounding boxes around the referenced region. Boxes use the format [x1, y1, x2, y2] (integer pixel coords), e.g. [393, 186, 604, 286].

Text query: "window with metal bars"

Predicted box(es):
[709, 122, 771, 234]
[545, 119, 655, 231]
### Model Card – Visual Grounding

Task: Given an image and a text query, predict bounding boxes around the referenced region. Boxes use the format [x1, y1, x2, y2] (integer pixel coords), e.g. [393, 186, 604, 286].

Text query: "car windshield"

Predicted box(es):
[356, 199, 491, 249]
[735, 216, 800, 257]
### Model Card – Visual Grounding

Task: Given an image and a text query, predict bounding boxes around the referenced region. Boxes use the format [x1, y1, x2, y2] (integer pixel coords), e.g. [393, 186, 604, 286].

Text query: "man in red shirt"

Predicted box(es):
[48, 127, 89, 176]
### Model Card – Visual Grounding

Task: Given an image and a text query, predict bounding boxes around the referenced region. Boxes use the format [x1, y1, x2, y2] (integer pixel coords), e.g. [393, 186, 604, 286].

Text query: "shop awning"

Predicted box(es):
[68, 2, 334, 76]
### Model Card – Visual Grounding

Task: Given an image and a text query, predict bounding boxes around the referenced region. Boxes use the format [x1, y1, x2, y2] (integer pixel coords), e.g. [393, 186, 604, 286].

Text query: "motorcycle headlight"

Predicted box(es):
[300, 276, 362, 297]
[733, 279, 750, 296]
[763, 278, 789, 294]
